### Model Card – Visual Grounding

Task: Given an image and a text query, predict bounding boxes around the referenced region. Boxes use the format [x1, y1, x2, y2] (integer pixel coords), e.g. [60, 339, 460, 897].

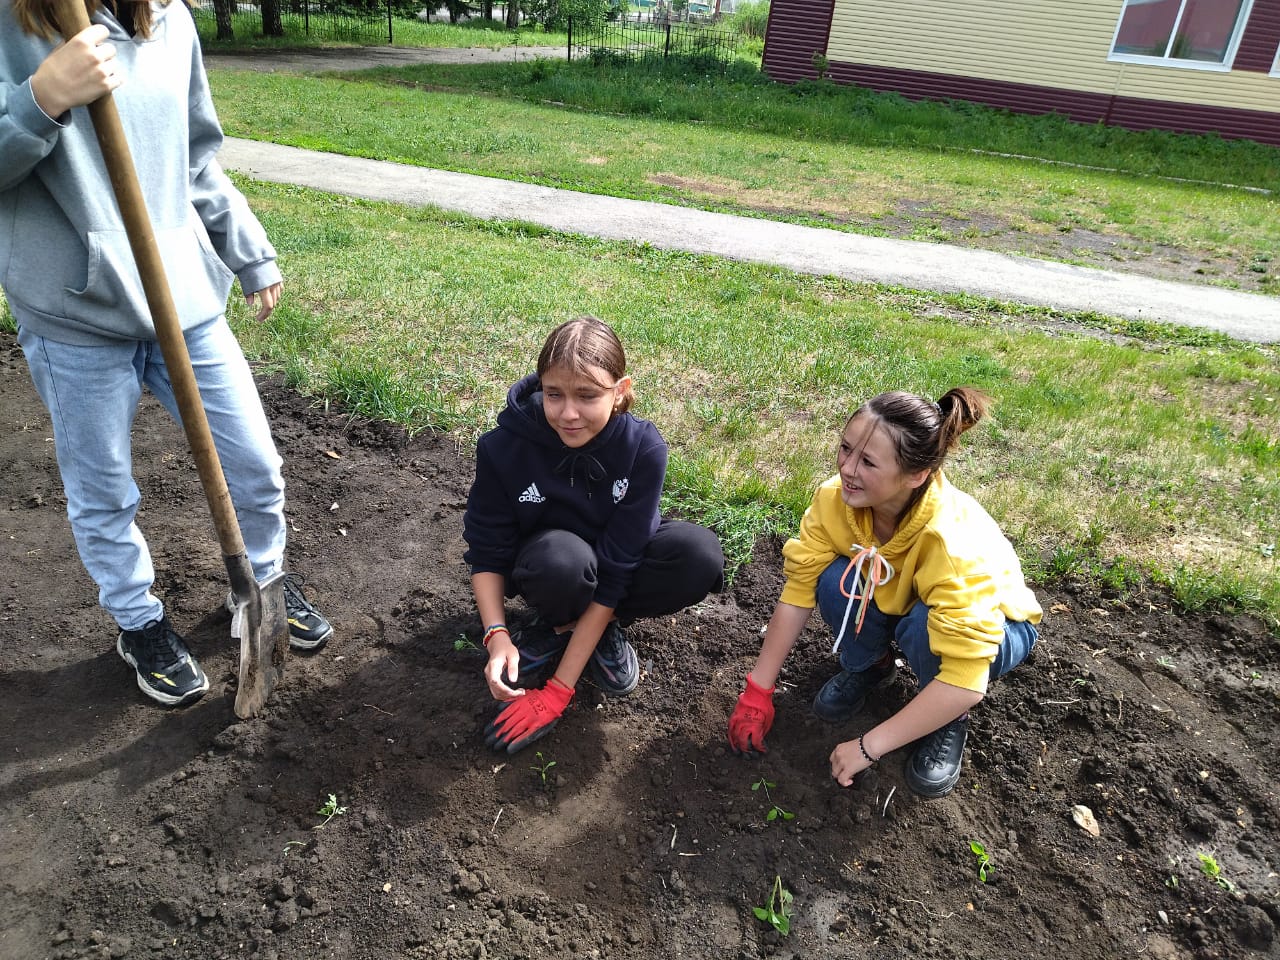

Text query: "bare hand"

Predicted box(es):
[30, 25, 119, 118]
[245, 281, 283, 322]
[830, 739, 872, 787]
[484, 635, 524, 702]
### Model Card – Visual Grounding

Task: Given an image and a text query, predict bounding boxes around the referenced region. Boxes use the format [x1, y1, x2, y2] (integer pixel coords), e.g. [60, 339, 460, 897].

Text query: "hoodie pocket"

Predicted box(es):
[63, 224, 236, 330]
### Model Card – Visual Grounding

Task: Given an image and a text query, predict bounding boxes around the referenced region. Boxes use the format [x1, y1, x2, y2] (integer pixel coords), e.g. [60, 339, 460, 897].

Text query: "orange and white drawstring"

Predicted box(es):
[831, 544, 895, 654]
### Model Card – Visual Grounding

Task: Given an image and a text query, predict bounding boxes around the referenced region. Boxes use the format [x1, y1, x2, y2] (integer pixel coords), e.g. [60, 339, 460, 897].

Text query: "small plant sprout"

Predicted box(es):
[315, 793, 348, 829]
[531, 751, 557, 786]
[1196, 852, 1236, 892]
[453, 634, 480, 653]
[751, 777, 795, 823]
[1156, 655, 1176, 669]
[969, 840, 993, 883]
[752, 874, 794, 936]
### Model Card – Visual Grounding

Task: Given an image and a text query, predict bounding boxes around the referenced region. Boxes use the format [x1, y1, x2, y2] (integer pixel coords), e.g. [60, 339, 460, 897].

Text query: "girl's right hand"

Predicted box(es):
[31, 25, 120, 119]
[484, 634, 525, 702]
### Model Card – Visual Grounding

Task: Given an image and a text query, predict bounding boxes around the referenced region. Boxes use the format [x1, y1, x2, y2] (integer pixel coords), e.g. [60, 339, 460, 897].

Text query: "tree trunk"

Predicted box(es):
[482, 0, 493, 19]
[261, 0, 284, 36]
[213, 0, 235, 40]
[505, 1, 518, 27]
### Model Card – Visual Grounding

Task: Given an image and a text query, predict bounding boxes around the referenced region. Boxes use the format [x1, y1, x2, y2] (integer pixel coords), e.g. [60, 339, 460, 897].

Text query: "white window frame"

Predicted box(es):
[1272, 44, 1280, 77]
[1108, 0, 1256, 72]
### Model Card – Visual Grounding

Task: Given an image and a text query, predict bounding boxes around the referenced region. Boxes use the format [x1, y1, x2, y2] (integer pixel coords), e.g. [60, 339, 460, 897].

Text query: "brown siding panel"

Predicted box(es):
[1235, 0, 1280, 72]
[762, 0, 835, 83]
[824, 62, 1280, 146]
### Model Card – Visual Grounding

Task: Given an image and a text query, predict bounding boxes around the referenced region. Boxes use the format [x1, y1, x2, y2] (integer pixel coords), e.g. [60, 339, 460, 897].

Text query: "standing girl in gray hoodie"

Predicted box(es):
[1, 0, 331, 706]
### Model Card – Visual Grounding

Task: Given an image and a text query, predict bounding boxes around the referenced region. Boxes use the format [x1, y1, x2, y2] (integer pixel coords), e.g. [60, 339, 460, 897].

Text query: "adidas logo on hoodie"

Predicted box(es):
[518, 483, 546, 504]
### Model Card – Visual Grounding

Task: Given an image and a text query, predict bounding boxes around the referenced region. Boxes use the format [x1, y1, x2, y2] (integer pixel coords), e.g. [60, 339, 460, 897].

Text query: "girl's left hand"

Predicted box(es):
[830, 739, 872, 787]
[246, 281, 283, 322]
[484, 634, 524, 702]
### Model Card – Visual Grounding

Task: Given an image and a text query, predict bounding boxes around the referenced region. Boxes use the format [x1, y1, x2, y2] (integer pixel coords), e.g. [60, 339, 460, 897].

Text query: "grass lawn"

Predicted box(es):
[194, 11, 570, 50]
[208, 58, 1280, 294]
[193, 181, 1278, 620]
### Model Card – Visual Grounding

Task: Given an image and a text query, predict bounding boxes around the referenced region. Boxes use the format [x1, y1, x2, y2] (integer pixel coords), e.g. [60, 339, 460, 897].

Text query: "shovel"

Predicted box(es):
[53, 0, 289, 718]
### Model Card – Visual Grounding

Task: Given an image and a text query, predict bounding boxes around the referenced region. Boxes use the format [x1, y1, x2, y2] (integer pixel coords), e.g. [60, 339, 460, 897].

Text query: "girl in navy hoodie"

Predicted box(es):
[464, 317, 724, 753]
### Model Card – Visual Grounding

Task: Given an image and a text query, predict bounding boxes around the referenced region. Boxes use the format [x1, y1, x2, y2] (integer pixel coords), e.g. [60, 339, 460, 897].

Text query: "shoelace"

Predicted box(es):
[831, 544, 895, 654]
[139, 620, 185, 671]
[281, 573, 314, 615]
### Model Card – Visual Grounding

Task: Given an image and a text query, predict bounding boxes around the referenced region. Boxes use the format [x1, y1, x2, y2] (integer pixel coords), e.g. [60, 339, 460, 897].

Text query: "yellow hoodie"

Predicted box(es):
[780, 471, 1042, 693]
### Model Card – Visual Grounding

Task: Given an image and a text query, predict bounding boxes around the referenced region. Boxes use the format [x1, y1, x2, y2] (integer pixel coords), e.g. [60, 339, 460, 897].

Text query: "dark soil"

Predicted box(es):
[1, 329, 1277, 960]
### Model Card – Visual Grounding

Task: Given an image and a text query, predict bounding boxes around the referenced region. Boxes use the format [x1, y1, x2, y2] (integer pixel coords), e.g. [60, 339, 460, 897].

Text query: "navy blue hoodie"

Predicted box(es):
[463, 373, 667, 609]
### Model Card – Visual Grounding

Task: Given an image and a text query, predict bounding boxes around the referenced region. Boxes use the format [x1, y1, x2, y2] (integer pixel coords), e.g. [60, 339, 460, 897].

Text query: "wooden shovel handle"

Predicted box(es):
[51, 0, 247, 563]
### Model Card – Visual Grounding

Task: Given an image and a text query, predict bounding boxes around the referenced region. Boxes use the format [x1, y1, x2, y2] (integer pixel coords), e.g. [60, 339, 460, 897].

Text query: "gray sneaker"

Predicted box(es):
[588, 622, 639, 697]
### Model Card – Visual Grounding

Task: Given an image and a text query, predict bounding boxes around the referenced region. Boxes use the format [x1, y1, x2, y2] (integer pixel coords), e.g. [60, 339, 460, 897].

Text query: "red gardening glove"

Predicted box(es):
[728, 675, 775, 755]
[484, 677, 574, 754]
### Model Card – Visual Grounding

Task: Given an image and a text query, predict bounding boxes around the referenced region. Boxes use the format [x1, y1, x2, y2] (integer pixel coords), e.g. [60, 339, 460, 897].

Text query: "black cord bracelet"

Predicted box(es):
[858, 735, 879, 764]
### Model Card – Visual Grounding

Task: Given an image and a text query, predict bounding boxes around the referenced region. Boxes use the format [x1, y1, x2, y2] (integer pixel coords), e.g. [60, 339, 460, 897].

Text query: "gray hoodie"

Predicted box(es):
[0, 0, 280, 345]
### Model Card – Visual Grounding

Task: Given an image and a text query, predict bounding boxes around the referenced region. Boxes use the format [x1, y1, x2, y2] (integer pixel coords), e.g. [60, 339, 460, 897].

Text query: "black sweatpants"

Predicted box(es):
[509, 520, 725, 627]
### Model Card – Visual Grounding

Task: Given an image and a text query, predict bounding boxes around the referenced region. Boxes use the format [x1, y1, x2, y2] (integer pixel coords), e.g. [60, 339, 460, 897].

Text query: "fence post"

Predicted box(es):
[664, 22, 671, 58]
[387, 0, 393, 42]
[567, 16, 573, 61]
[303, 0, 309, 37]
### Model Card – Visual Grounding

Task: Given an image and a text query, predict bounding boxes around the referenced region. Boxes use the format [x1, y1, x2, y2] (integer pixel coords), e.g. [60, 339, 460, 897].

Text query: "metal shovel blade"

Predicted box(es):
[232, 569, 290, 719]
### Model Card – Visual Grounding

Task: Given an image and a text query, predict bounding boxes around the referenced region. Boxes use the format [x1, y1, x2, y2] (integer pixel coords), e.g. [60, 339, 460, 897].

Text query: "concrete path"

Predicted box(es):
[203, 45, 565, 73]
[219, 139, 1279, 343]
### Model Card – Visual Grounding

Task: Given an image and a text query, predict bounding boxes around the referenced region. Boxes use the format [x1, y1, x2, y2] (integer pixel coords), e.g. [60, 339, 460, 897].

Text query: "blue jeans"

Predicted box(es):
[19, 320, 286, 631]
[815, 558, 1037, 687]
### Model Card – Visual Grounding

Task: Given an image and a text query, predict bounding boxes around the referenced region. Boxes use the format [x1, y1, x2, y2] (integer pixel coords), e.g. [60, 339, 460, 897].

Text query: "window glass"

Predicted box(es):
[1174, 0, 1246, 62]
[1114, 0, 1181, 57]
[1112, 0, 1249, 65]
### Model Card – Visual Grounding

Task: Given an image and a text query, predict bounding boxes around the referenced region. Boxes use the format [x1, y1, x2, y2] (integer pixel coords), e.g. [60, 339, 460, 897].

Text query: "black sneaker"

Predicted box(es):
[116, 615, 210, 707]
[512, 617, 571, 682]
[282, 574, 332, 652]
[811, 655, 897, 723]
[588, 622, 639, 697]
[226, 573, 333, 652]
[904, 715, 969, 798]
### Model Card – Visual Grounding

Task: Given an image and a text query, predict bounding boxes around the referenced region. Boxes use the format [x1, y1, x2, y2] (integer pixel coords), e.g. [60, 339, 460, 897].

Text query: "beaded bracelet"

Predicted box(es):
[482, 624, 510, 647]
[858, 735, 879, 765]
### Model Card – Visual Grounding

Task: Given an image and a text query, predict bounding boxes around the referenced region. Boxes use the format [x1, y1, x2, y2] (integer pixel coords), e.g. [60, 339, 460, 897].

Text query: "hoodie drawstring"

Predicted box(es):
[831, 544, 895, 655]
[554, 451, 607, 498]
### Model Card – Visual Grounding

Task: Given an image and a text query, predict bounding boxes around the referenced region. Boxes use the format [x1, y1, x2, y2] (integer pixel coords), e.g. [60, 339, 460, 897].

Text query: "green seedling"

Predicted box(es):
[969, 840, 993, 883]
[751, 777, 795, 823]
[531, 751, 557, 786]
[752, 874, 794, 937]
[453, 634, 480, 653]
[1197, 852, 1236, 892]
[1156, 655, 1176, 669]
[315, 793, 348, 829]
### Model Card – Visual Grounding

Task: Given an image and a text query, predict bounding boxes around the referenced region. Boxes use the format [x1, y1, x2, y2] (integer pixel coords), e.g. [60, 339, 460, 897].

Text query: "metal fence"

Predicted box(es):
[191, 0, 393, 45]
[568, 13, 744, 66]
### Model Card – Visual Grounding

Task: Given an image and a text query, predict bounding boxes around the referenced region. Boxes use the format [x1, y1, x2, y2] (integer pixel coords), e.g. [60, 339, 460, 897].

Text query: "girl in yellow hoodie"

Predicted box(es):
[727, 388, 1041, 798]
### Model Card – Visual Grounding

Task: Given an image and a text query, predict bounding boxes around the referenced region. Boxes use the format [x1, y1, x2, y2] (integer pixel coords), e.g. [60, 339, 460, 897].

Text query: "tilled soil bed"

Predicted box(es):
[1, 330, 1277, 960]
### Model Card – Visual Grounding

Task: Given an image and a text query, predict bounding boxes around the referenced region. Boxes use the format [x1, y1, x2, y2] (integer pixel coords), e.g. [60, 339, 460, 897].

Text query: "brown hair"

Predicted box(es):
[15, 0, 174, 41]
[536, 316, 634, 414]
[849, 386, 992, 511]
